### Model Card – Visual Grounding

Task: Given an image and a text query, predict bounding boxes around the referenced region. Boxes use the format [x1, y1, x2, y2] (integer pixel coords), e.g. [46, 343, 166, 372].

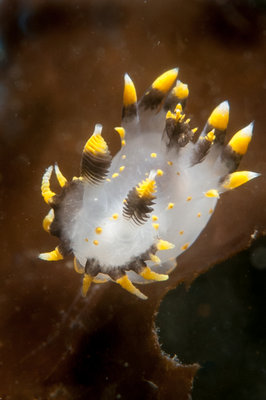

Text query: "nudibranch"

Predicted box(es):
[39, 68, 259, 300]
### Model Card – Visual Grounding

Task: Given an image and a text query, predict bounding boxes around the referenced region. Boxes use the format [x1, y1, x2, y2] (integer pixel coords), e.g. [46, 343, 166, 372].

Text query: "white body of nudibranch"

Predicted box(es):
[39, 68, 259, 299]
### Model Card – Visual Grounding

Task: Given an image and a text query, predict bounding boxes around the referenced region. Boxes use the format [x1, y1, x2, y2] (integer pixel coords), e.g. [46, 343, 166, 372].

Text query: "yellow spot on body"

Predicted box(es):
[181, 243, 189, 251]
[208, 101, 229, 131]
[197, 212, 201, 218]
[106, 178, 111, 182]
[119, 166, 125, 172]
[192, 127, 198, 134]
[150, 152, 157, 158]
[209, 208, 213, 214]
[152, 68, 178, 94]
[185, 118, 191, 124]
[93, 240, 99, 246]
[141, 266, 168, 282]
[167, 161, 173, 166]
[112, 172, 119, 179]
[136, 178, 157, 199]
[85, 238, 88, 242]
[116, 275, 147, 300]
[179, 230, 184, 235]
[157, 239, 175, 251]
[186, 196, 192, 201]
[157, 169, 164, 176]
[167, 202, 174, 209]
[152, 215, 158, 221]
[95, 227, 102, 234]
[205, 189, 219, 198]
[122, 154, 126, 159]
[112, 213, 119, 220]
[121, 140, 126, 147]
[152, 223, 159, 230]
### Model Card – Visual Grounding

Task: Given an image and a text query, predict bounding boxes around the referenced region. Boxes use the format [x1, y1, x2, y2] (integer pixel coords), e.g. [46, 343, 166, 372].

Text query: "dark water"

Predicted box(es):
[157, 236, 266, 400]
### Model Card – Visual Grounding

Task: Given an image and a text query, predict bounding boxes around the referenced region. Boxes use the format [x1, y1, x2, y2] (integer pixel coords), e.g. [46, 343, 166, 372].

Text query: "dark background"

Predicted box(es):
[0, 0, 266, 398]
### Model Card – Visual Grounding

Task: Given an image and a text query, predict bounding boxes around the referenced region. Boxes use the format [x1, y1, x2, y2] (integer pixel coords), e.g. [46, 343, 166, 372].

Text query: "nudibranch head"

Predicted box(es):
[39, 68, 259, 299]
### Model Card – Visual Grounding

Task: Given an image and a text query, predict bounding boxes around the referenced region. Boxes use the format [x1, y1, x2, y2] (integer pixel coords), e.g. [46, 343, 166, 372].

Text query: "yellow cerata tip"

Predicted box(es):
[222, 171, 260, 190]
[42, 209, 54, 232]
[116, 275, 147, 300]
[152, 68, 178, 93]
[84, 124, 108, 155]
[173, 80, 189, 99]
[208, 101, 229, 131]
[39, 246, 63, 261]
[136, 177, 157, 199]
[140, 266, 168, 281]
[82, 274, 93, 297]
[228, 122, 253, 155]
[166, 110, 175, 120]
[123, 73, 137, 107]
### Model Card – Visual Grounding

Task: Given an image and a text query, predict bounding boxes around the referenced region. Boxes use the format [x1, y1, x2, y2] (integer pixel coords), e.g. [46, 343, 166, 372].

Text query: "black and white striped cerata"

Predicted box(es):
[39, 68, 259, 299]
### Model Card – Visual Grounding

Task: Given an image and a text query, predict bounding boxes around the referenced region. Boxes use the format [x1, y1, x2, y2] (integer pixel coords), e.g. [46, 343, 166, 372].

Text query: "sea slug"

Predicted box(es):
[39, 68, 259, 299]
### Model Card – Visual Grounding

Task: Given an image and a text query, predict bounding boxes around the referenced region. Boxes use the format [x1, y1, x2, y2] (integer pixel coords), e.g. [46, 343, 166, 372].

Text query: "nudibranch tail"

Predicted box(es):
[39, 68, 259, 299]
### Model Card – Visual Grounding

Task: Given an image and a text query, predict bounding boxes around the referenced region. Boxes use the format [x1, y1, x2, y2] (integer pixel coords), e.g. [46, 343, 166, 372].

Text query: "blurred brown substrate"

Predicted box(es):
[0, 0, 265, 398]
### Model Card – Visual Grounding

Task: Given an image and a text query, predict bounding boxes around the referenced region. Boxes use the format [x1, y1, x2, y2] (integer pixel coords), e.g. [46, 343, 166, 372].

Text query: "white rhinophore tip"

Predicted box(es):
[94, 124, 103, 135]
[148, 170, 157, 180]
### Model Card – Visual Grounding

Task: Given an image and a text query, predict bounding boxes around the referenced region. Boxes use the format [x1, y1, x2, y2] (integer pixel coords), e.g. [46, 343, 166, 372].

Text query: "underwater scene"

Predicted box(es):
[0, 0, 266, 399]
